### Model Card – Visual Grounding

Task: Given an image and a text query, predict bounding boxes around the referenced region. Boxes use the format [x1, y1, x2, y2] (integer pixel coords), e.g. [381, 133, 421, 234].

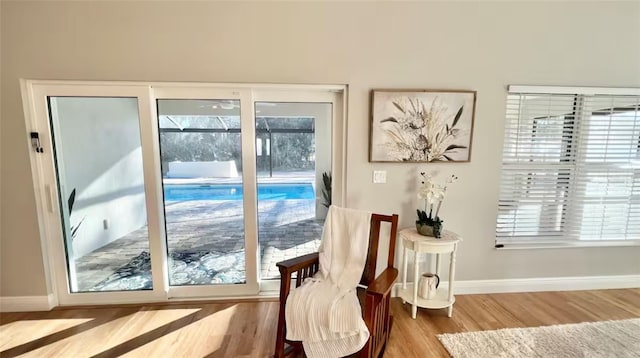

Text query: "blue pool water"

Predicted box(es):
[164, 183, 315, 202]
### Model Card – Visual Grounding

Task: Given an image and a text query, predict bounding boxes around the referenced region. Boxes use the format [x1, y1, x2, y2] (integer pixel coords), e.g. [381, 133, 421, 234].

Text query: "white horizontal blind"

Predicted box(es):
[497, 86, 640, 245]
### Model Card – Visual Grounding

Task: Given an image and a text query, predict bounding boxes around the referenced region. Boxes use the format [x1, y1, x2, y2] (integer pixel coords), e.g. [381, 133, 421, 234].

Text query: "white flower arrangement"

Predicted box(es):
[417, 172, 458, 219]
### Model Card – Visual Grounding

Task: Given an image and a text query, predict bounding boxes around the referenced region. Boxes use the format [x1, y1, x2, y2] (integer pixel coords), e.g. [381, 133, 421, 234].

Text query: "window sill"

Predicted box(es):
[496, 240, 640, 250]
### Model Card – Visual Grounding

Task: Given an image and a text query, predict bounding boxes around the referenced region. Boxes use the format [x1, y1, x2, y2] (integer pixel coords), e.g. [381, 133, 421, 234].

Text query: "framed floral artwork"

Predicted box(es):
[369, 89, 476, 162]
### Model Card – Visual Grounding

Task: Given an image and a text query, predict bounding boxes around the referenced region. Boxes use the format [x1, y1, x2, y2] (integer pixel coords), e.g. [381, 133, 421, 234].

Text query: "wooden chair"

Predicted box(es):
[274, 213, 399, 358]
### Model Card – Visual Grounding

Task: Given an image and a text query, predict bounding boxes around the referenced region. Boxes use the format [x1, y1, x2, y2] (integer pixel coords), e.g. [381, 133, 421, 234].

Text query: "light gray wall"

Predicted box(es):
[50, 97, 147, 258]
[1, 1, 639, 297]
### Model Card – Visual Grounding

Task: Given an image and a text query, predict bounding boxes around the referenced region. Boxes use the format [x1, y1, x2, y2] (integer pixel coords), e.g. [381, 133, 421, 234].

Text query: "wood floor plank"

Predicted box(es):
[565, 290, 637, 322]
[0, 289, 638, 357]
[588, 288, 640, 316]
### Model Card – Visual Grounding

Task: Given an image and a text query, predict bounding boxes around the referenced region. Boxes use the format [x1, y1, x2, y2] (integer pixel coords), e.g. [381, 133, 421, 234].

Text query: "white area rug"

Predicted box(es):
[438, 318, 640, 358]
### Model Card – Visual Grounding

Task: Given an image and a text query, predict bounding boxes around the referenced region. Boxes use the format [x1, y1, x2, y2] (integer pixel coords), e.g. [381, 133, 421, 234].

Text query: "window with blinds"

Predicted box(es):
[497, 85, 640, 246]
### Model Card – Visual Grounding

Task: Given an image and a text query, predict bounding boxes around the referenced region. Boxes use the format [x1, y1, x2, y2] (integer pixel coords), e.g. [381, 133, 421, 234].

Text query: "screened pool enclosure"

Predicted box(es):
[158, 113, 317, 178]
[71, 100, 332, 292]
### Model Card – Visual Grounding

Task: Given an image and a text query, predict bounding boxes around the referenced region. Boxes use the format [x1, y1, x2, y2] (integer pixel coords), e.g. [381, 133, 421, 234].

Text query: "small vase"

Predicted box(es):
[416, 223, 443, 238]
[416, 223, 434, 237]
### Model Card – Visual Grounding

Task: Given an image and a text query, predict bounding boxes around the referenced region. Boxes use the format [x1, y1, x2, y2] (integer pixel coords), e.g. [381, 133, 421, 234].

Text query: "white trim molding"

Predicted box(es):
[507, 85, 640, 96]
[394, 274, 640, 297]
[21, 79, 348, 305]
[0, 294, 56, 312]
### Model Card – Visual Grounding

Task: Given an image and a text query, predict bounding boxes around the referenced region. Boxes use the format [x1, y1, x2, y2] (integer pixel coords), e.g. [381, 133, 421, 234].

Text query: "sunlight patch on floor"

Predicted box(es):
[20, 308, 199, 357]
[0, 318, 93, 351]
[122, 305, 238, 357]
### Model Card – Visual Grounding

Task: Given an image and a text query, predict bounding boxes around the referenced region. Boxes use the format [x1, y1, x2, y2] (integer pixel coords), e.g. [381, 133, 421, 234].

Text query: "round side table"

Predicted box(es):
[398, 228, 462, 319]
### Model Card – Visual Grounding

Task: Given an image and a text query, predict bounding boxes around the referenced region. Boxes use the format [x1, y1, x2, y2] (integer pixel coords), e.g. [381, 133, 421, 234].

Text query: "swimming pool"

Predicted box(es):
[163, 183, 315, 201]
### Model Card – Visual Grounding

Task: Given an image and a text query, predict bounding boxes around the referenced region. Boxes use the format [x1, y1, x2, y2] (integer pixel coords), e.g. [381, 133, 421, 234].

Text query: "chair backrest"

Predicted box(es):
[360, 213, 399, 286]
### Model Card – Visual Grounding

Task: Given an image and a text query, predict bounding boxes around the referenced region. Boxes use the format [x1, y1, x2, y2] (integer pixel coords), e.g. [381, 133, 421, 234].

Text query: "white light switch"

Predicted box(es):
[373, 170, 387, 184]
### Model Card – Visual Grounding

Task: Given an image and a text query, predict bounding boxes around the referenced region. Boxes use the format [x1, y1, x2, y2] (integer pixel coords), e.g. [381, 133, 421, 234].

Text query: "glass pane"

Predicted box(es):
[48, 97, 152, 292]
[583, 96, 640, 163]
[255, 102, 331, 280]
[158, 99, 241, 130]
[497, 170, 569, 237]
[503, 94, 577, 163]
[157, 99, 246, 285]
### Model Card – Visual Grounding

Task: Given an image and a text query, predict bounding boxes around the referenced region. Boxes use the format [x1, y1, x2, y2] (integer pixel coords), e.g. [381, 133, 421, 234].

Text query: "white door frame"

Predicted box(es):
[22, 82, 168, 306]
[251, 89, 347, 292]
[21, 80, 347, 306]
[152, 86, 260, 298]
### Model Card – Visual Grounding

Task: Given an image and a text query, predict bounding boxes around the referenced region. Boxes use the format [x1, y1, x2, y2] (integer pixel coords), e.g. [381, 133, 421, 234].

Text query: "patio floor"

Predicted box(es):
[75, 198, 324, 291]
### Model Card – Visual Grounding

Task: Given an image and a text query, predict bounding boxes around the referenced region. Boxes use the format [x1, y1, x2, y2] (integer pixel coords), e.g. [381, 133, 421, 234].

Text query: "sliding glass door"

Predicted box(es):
[24, 82, 344, 304]
[49, 96, 153, 293]
[252, 90, 343, 291]
[253, 102, 332, 280]
[153, 87, 259, 297]
[28, 84, 167, 305]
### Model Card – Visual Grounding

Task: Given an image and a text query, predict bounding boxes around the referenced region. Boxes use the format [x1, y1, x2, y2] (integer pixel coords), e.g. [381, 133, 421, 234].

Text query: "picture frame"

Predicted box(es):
[369, 89, 476, 163]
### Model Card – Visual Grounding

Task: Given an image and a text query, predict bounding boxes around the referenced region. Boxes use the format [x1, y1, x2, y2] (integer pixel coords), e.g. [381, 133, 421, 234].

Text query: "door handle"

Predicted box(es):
[44, 185, 54, 213]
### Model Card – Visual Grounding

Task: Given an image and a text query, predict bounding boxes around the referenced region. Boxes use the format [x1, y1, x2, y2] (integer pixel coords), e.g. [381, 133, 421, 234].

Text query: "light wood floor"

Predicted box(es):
[1, 289, 639, 357]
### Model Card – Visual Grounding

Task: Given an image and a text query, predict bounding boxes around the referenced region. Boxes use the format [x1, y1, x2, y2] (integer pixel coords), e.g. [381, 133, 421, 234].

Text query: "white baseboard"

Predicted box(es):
[0, 294, 56, 312]
[2, 275, 637, 311]
[393, 274, 640, 296]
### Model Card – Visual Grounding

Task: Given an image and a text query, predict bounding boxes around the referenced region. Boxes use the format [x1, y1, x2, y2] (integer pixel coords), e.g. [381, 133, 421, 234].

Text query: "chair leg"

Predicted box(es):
[377, 342, 387, 358]
[274, 319, 286, 358]
[375, 315, 393, 358]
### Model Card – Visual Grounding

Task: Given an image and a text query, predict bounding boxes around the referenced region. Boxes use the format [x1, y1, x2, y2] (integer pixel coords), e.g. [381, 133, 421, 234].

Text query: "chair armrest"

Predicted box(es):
[276, 253, 319, 274]
[276, 253, 320, 302]
[366, 267, 398, 297]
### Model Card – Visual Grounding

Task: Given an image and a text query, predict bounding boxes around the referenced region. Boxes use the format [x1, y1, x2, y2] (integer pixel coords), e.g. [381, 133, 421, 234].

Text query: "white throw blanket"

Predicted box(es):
[285, 205, 372, 358]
